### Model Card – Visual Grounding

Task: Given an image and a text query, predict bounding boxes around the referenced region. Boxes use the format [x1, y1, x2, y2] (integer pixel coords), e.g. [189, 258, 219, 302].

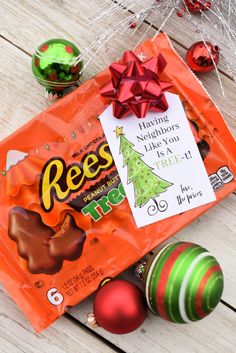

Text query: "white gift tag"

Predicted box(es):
[100, 93, 216, 228]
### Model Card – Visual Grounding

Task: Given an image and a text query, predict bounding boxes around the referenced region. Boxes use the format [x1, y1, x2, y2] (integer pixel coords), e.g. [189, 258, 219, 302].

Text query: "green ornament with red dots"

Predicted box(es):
[32, 39, 83, 99]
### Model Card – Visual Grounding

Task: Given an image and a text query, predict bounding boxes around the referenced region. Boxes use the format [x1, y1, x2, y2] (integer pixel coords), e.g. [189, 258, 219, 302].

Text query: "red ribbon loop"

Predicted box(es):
[101, 50, 172, 119]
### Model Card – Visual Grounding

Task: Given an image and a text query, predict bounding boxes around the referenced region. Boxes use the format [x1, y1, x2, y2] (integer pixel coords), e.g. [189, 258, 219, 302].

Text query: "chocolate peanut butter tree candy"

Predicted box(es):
[8, 207, 63, 275]
[190, 121, 210, 160]
[8, 208, 87, 275]
[47, 214, 86, 261]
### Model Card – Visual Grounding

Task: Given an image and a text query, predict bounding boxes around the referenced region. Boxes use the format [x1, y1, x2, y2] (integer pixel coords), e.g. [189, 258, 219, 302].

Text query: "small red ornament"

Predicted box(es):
[184, 0, 211, 13]
[129, 21, 137, 29]
[93, 280, 147, 334]
[186, 41, 219, 73]
[176, 8, 186, 17]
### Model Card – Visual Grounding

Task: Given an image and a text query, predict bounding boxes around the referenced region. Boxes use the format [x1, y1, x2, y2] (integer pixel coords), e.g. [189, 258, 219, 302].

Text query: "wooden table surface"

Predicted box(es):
[0, 1, 235, 352]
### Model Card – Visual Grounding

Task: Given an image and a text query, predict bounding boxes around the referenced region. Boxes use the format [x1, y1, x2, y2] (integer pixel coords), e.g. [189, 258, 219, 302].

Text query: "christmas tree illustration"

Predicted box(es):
[115, 126, 172, 208]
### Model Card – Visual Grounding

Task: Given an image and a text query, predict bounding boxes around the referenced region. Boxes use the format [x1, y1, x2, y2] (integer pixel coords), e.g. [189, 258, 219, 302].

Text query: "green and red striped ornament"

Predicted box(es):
[142, 242, 223, 323]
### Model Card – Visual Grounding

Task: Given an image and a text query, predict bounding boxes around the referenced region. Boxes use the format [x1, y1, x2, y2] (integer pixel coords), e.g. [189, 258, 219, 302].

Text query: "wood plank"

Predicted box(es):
[0, 0, 235, 138]
[69, 194, 236, 353]
[69, 274, 236, 353]
[0, 13, 236, 306]
[166, 43, 236, 138]
[0, 40, 45, 139]
[112, 0, 236, 79]
[0, 2, 236, 352]
[0, 33, 236, 347]
[0, 285, 115, 353]
[3, 0, 236, 75]
[0, 0, 113, 75]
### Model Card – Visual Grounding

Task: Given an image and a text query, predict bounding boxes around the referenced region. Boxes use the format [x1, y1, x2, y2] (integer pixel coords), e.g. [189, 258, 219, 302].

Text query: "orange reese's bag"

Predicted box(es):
[0, 33, 235, 331]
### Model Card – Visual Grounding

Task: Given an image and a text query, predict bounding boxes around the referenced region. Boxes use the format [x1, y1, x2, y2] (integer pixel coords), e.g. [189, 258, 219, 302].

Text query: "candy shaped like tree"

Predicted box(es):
[115, 126, 172, 209]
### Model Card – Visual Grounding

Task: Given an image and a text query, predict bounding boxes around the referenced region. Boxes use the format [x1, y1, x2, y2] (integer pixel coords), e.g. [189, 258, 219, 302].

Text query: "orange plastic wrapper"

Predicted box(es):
[0, 33, 235, 332]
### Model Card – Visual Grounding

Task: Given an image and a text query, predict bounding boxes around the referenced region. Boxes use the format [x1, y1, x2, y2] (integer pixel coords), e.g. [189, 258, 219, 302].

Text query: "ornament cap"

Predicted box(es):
[134, 260, 147, 281]
[45, 89, 62, 102]
[87, 312, 98, 327]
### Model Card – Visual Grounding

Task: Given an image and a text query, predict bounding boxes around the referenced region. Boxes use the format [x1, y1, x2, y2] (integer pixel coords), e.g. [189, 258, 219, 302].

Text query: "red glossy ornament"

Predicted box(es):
[129, 21, 137, 29]
[176, 8, 186, 17]
[184, 0, 211, 13]
[186, 41, 219, 73]
[93, 280, 147, 334]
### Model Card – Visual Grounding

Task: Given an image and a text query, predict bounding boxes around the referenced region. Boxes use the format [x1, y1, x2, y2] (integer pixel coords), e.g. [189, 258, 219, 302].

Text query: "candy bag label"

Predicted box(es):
[100, 93, 216, 228]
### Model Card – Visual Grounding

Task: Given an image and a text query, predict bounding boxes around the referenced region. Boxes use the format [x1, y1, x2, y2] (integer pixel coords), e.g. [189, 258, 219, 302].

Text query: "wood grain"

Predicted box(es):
[0, 285, 115, 353]
[0, 27, 235, 353]
[0, 0, 235, 137]
[69, 277, 236, 353]
[114, 0, 236, 79]
[0, 1, 235, 353]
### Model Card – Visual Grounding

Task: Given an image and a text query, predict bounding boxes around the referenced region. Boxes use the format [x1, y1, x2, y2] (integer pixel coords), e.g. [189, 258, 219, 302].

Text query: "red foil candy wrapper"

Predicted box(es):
[0, 33, 235, 332]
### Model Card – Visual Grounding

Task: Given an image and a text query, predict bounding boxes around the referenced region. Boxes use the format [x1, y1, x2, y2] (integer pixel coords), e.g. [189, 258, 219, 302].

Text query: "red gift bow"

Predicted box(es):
[100, 50, 172, 119]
